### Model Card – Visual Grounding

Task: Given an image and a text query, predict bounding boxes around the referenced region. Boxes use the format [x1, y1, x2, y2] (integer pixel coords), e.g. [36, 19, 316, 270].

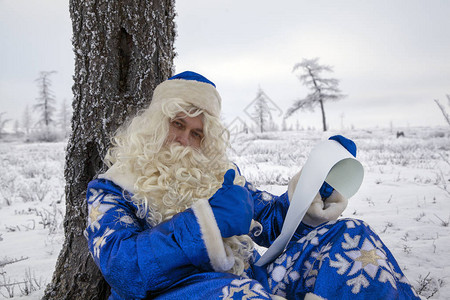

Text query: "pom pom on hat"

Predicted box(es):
[151, 71, 222, 117]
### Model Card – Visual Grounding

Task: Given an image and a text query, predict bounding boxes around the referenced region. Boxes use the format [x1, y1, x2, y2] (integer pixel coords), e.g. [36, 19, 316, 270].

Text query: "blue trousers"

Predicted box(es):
[150, 219, 419, 300]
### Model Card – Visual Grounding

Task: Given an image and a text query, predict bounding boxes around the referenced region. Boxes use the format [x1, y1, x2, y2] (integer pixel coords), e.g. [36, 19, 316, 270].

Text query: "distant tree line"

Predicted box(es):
[1, 58, 346, 142]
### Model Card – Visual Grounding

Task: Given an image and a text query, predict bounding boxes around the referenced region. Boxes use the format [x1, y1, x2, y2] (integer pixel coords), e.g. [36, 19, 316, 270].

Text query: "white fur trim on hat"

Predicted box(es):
[191, 198, 235, 272]
[152, 79, 222, 117]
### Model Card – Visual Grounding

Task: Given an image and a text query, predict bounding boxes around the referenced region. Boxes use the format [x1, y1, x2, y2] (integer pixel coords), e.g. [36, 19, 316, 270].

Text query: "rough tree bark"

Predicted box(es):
[43, 1, 176, 299]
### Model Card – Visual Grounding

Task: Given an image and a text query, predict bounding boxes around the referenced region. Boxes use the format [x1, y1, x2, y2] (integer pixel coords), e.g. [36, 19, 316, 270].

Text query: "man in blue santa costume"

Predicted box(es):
[84, 71, 420, 299]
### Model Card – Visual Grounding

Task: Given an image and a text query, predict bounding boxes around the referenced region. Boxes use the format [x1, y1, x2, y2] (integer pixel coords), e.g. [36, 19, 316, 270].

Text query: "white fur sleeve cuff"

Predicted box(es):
[191, 199, 235, 272]
[302, 190, 348, 227]
[288, 170, 348, 227]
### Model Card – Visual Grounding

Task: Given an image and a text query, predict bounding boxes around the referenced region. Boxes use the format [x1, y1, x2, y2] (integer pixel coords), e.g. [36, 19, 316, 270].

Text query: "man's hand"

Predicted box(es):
[209, 169, 254, 238]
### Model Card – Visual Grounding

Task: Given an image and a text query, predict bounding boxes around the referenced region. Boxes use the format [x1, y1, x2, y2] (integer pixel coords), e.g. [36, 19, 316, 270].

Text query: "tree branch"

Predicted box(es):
[434, 99, 450, 126]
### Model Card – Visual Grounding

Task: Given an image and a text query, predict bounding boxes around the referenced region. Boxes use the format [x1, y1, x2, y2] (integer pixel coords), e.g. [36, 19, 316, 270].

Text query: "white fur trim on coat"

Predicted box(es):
[152, 79, 222, 117]
[98, 163, 137, 194]
[191, 199, 235, 272]
[288, 170, 348, 227]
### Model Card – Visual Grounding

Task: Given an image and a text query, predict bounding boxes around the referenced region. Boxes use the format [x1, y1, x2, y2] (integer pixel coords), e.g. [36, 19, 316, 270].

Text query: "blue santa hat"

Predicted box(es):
[151, 71, 222, 117]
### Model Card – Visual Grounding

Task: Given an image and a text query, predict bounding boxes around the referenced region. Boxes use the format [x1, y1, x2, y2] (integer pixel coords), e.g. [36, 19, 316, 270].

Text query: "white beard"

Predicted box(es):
[132, 143, 255, 276]
[136, 143, 227, 226]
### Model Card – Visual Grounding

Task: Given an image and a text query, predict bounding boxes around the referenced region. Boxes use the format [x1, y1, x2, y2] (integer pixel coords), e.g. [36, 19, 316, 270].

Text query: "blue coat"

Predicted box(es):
[85, 178, 420, 299]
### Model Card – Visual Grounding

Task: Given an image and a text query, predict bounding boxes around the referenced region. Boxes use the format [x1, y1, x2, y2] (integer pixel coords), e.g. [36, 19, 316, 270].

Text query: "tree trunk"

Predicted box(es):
[43, 1, 176, 299]
[319, 99, 327, 131]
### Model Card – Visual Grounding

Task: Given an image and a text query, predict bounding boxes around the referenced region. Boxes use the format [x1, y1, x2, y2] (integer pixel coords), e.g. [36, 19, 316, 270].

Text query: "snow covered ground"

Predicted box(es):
[0, 126, 449, 299]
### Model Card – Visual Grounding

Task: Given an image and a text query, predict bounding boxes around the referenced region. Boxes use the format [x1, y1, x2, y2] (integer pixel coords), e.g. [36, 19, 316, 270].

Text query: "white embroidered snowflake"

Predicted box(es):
[93, 227, 115, 259]
[221, 278, 270, 299]
[261, 192, 273, 201]
[297, 226, 330, 251]
[87, 189, 118, 232]
[302, 243, 333, 288]
[267, 250, 302, 297]
[114, 212, 136, 228]
[329, 235, 397, 294]
[87, 188, 103, 204]
[345, 219, 361, 229]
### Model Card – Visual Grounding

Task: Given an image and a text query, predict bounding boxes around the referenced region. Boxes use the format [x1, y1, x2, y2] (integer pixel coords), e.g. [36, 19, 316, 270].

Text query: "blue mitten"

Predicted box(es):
[209, 169, 254, 238]
[319, 135, 357, 198]
[329, 135, 357, 157]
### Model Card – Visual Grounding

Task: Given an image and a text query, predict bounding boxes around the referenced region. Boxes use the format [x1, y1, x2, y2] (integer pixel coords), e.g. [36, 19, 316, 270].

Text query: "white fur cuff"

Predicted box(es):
[191, 199, 234, 272]
[288, 171, 301, 201]
[288, 170, 348, 227]
[302, 190, 348, 227]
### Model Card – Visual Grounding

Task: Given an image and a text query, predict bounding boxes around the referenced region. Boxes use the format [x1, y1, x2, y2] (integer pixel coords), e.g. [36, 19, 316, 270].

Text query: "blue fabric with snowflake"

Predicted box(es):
[85, 178, 420, 299]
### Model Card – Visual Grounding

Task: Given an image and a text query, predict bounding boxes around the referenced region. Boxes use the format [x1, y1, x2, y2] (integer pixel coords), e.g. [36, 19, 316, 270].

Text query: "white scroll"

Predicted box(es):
[254, 139, 364, 266]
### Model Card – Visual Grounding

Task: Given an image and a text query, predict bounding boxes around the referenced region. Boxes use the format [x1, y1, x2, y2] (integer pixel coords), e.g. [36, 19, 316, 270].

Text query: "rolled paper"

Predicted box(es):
[254, 139, 364, 266]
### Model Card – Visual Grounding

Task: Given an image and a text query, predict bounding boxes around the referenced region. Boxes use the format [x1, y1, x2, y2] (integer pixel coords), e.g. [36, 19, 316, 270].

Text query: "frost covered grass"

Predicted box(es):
[230, 126, 450, 299]
[0, 142, 65, 299]
[0, 126, 449, 299]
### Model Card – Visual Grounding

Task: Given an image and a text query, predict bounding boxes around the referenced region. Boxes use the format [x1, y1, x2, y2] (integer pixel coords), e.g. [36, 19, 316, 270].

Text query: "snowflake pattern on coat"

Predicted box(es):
[267, 252, 302, 297]
[93, 227, 115, 259]
[264, 218, 420, 299]
[221, 279, 270, 300]
[86, 188, 119, 232]
[328, 219, 415, 295]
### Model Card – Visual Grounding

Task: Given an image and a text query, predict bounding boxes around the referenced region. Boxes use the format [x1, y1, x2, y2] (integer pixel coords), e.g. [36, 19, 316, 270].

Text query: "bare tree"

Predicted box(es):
[286, 58, 345, 131]
[281, 117, 287, 131]
[248, 87, 275, 133]
[0, 112, 10, 139]
[434, 94, 450, 126]
[22, 105, 32, 137]
[43, 1, 176, 299]
[34, 71, 57, 128]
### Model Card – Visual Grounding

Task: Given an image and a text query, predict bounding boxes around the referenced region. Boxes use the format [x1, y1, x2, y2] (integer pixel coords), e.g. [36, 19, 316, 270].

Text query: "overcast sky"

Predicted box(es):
[1, 0, 449, 130]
